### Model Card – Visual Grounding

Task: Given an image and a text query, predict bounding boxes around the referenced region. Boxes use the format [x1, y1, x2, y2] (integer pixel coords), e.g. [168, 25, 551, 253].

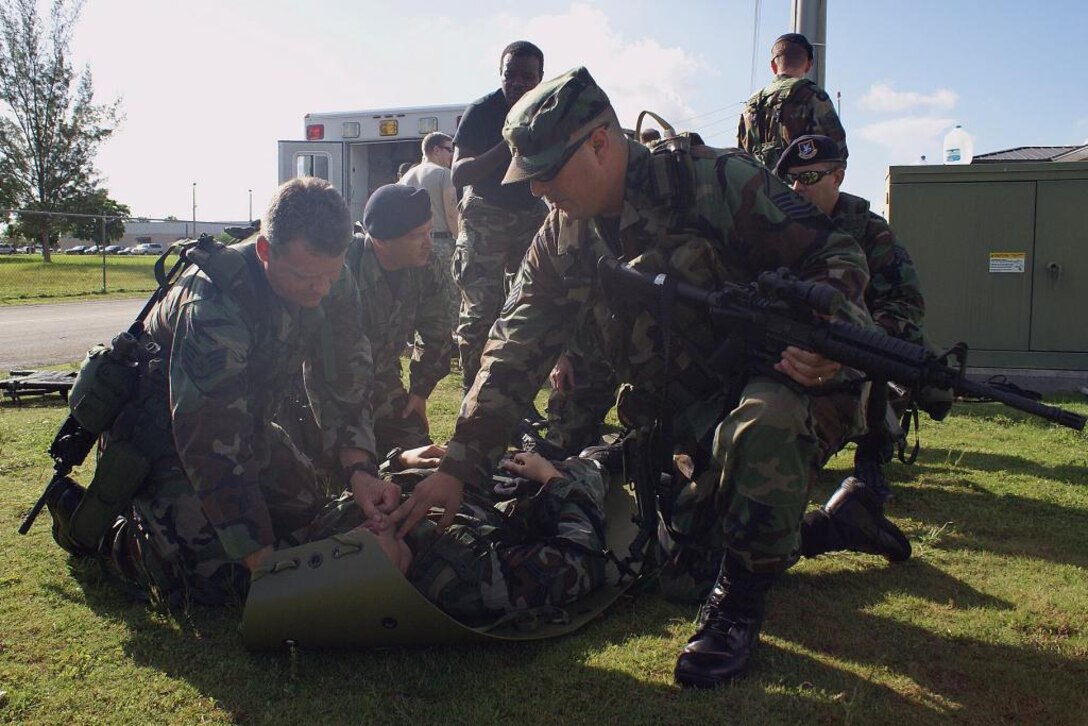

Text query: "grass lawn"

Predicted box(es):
[0, 254, 163, 304]
[0, 377, 1085, 724]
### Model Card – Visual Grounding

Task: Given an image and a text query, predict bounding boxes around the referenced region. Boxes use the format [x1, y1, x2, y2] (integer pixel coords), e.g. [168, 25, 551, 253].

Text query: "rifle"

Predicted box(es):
[19, 242, 195, 536]
[597, 257, 1086, 432]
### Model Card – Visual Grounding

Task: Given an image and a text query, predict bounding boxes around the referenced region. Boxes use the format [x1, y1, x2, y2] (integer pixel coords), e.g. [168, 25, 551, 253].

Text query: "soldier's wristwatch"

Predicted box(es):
[344, 460, 380, 479]
[382, 447, 406, 473]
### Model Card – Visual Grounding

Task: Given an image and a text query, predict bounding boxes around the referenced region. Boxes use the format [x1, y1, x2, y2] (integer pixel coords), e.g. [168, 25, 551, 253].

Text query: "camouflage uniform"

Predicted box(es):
[105, 240, 377, 604]
[403, 457, 608, 624]
[346, 234, 454, 455]
[737, 75, 847, 171]
[830, 192, 924, 345]
[543, 321, 618, 456]
[453, 193, 548, 390]
[439, 137, 871, 577]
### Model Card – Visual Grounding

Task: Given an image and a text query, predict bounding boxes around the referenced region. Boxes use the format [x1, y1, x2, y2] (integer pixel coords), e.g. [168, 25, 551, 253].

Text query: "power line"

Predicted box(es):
[749, 0, 763, 94]
[671, 100, 747, 126]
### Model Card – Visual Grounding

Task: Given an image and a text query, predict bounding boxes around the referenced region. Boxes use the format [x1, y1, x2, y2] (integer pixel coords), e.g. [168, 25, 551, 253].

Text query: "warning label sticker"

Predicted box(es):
[989, 252, 1026, 273]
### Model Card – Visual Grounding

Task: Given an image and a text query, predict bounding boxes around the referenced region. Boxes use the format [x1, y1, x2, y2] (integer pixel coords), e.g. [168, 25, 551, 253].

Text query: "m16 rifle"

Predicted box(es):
[597, 256, 1086, 433]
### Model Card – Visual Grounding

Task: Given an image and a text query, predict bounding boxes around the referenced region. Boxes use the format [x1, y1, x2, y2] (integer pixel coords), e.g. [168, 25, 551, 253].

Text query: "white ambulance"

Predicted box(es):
[278, 104, 466, 223]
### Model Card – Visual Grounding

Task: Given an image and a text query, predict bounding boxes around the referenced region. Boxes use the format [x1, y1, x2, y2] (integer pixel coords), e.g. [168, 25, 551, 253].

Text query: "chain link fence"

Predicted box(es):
[0, 209, 242, 303]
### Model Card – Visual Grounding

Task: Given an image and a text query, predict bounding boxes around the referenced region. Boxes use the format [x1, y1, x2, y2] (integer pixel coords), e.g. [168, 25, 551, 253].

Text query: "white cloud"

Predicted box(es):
[493, 4, 705, 128]
[857, 116, 955, 164]
[71, 1, 706, 219]
[858, 82, 958, 114]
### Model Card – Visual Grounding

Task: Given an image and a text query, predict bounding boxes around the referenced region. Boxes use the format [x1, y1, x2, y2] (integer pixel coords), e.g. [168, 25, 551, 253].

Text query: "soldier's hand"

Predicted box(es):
[401, 393, 429, 429]
[351, 472, 401, 525]
[774, 346, 841, 388]
[549, 352, 576, 392]
[502, 451, 564, 485]
[390, 470, 464, 538]
[399, 443, 446, 469]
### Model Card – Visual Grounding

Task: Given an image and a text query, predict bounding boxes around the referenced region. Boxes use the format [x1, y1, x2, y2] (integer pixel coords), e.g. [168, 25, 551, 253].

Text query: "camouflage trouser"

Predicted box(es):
[659, 376, 865, 601]
[545, 350, 618, 456]
[105, 423, 335, 605]
[402, 458, 609, 625]
[430, 233, 460, 339]
[452, 194, 548, 391]
[372, 384, 432, 457]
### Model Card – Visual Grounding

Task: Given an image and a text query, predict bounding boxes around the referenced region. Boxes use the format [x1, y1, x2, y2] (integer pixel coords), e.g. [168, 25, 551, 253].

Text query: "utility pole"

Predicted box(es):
[248, 189, 253, 221]
[192, 182, 197, 237]
[791, 0, 827, 88]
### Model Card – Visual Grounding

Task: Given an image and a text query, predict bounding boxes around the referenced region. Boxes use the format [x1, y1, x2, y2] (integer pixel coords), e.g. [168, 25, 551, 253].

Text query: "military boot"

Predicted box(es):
[45, 476, 96, 556]
[800, 477, 911, 562]
[674, 555, 774, 688]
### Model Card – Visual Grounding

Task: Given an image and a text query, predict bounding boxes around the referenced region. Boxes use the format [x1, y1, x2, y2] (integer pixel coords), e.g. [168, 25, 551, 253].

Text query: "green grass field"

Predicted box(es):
[1, 379, 1086, 724]
[0, 254, 162, 303]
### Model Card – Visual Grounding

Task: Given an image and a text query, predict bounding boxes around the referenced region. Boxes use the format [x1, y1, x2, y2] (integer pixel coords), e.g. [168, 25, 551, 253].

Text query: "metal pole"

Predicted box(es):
[791, 0, 827, 89]
[248, 189, 253, 221]
[100, 216, 107, 293]
[192, 182, 197, 237]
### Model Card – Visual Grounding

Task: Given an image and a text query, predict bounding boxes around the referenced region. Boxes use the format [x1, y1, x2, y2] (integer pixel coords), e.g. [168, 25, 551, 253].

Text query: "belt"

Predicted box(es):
[432, 232, 454, 239]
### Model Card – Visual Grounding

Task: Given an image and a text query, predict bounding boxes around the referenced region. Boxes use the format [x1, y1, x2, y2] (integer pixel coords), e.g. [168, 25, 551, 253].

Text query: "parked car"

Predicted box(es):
[0, 243, 15, 254]
[104, 244, 125, 254]
[66, 245, 87, 254]
[131, 242, 165, 255]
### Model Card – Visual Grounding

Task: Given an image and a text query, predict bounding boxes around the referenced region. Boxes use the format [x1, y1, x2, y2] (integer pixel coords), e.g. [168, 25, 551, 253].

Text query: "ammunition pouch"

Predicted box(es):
[69, 439, 152, 549]
[68, 337, 141, 434]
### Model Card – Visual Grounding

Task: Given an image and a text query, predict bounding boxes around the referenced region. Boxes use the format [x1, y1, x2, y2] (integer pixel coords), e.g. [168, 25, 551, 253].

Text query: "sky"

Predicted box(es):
[62, 0, 1088, 222]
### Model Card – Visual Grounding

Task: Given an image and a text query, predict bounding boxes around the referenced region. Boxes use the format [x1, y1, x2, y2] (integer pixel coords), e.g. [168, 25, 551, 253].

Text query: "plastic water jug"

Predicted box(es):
[943, 125, 973, 165]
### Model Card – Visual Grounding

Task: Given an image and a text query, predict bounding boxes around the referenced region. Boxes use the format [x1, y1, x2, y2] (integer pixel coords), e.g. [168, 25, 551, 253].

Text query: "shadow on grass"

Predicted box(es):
[888, 470, 1088, 570]
[769, 562, 1086, 722]
[54, 553, 940, 723]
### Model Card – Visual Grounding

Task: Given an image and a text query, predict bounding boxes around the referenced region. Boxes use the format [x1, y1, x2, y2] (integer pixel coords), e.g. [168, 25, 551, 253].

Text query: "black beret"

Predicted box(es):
[774, 134, 845, 177]
[361, 184, 431, 240]
[774, 32, 814, 60]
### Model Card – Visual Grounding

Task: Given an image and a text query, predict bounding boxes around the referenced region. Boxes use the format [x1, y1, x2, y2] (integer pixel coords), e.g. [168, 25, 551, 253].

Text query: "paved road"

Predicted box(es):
[0, 299, 144, 371]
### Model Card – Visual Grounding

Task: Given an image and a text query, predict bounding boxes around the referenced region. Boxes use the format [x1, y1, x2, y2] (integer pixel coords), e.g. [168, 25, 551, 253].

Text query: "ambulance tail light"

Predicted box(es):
[306, 124, 325, 141]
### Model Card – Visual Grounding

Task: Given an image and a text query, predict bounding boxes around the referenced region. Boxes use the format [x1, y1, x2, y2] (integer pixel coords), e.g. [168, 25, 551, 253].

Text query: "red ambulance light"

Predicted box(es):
[306, 124, 325, 141]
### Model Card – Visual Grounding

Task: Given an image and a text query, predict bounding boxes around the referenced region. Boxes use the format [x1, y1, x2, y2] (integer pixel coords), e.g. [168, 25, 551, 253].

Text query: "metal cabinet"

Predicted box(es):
[887, 162, 1088, 372]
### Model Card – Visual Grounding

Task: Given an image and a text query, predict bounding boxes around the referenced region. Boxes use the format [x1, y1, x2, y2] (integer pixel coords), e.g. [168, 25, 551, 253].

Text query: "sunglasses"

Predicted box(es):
[783, 168, 838, 186]
[535, 123, 609, 183]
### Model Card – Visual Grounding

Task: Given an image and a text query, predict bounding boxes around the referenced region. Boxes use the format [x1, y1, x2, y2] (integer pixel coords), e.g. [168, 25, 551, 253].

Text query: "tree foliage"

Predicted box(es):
[0, 0, 122, 261]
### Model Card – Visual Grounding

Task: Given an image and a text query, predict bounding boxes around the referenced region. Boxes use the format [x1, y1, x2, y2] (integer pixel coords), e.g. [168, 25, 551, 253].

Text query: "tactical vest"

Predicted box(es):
[741, 76, 812, 170]
[588, 136, 746, 435]
[65, 235, 285, 549]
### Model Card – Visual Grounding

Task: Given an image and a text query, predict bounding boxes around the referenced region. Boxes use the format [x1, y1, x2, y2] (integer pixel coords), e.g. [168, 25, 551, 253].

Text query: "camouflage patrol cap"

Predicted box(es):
[774, 134, 845, 177]
[501, 66, 613, 185]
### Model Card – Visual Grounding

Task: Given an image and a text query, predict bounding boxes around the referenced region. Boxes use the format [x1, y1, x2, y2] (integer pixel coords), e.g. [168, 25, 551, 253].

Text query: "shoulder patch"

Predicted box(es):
[183, 345, 228, 382]
[500, 278, 523, 316]
[771, 190, 818, 219]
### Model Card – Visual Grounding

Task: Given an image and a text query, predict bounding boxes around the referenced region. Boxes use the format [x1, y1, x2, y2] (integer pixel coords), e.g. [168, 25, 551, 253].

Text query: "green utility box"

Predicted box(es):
[887, 162, 1088, 384]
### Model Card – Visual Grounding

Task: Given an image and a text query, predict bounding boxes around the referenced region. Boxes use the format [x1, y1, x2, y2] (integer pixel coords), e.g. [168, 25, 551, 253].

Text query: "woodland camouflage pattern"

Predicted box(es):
[105, 240, 376, 602]
[544, 322, 618, 455]
[403, 457, 609, 623]
[829, 191, 924, 345]
[737, 75, 848, 171]
[452, 193, 548, 390]
[440, 136, 872, 574]
[347, 234, 454, 452]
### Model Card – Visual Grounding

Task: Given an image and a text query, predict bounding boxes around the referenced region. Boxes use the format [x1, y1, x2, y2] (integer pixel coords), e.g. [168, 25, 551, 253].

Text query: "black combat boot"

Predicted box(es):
[674, 554, 775, 688]
[44, 476, 96, 556]
[800, 477, 911, 562]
